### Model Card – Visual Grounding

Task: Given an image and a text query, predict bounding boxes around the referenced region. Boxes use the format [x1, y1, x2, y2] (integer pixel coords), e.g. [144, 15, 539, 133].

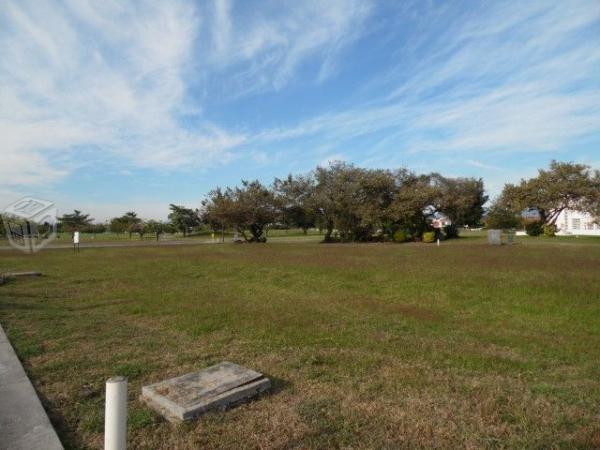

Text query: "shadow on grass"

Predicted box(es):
[264, 374, 292, 396]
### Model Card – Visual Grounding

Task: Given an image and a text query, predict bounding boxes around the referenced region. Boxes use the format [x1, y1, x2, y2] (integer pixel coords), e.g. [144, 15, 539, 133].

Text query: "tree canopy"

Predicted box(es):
[58, 210, 93, 232]
[168, 204, 200, 237]
[498, 161, 600, 225]
[201, 163, 487, 242]
[108, 211, 142, 237]
[203, 181, 276, 242]
[273, 174, 316, 234]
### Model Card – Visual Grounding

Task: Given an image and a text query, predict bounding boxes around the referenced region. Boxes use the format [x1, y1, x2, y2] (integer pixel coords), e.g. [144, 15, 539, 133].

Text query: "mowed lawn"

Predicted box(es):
[0, 237, 599, 449]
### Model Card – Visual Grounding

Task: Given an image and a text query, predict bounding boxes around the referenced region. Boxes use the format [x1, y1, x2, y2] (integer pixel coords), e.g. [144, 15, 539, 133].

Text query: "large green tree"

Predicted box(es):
[202, 181, 276, 242]
[58, 210, 93, 232]
[310, 163, 403, 241]
[428, 174, 488, 237]
[123, 211, 142, 238]
[388, 172, 437, 237]
[499, 161, 600, 225]
[201, 188, 234, 241]
[144, 220, 172, 241]
[168, 204, 200, 237]
[273, 174, 316, 234]
[312, 163, 372, 241]
[109, 212, 142, 238]
[109, 216, 128, 234]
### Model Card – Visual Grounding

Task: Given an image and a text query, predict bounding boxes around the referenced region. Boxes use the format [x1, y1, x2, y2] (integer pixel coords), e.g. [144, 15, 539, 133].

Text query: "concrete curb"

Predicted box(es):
[0, 323, 63, 450]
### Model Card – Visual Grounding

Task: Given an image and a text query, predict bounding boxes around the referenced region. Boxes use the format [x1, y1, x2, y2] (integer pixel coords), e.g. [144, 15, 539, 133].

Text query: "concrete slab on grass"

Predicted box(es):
[0, 323, 63, 450]
[142, 361, 271, 422]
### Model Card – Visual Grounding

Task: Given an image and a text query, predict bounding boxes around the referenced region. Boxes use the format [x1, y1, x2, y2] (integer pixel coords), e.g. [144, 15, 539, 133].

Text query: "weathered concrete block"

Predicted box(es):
[487, 229, 502, 245]
[141, 362, 271, 422]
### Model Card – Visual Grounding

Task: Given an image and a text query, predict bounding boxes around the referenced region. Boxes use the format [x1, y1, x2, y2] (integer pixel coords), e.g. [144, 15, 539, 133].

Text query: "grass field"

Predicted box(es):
[48, 228, 324, 243]
[1, 236, 599, 449]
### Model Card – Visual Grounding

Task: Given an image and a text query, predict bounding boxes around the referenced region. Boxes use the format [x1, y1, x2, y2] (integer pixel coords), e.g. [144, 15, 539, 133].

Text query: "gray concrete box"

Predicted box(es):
[487, 229, 502, 245]
[141, 362, 271, 422]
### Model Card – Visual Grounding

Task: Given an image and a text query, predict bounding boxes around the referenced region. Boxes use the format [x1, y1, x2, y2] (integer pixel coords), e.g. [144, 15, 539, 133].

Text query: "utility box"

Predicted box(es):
[487, 229, 502, 245]
[141, 362, 271, 422]
[506, 230, 515, 244]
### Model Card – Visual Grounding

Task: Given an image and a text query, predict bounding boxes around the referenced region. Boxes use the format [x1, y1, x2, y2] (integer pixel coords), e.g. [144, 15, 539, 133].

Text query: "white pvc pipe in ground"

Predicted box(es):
[105, 376, 127, 450]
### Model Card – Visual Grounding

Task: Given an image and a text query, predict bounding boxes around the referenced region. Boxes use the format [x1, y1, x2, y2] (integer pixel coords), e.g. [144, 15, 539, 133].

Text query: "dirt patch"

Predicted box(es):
[342, 296, 441, 322]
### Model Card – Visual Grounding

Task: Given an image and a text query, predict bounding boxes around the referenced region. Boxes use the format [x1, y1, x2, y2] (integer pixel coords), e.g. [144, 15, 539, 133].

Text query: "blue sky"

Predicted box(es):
[1, 0, 599, 221]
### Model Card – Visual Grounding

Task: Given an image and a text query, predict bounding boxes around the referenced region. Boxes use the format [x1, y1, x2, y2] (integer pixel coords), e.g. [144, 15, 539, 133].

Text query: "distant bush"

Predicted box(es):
[525, 221, 543, 236]
[422, 231, 436, 243]
[543, 224, 557, 237]
[393, 230, 408, 243]
[443, 224, 459, 239]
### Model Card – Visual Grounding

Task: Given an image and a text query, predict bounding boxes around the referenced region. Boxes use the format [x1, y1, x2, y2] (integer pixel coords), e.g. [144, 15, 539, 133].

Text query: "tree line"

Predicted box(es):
[5, 160, 596, 243]
[202, 162, 487, 242]
[55, 204, 200, 240]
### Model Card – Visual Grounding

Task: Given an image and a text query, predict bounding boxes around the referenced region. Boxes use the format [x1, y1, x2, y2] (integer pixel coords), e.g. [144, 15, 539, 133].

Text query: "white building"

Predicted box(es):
[555, 209, 600, 236]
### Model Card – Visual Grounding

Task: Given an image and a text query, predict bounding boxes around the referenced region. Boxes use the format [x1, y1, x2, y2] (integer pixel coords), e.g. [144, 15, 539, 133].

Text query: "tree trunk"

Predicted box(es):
[249, 224, 263, 242]
[546, 208, 564, 225]
[324, 220, 334, 242]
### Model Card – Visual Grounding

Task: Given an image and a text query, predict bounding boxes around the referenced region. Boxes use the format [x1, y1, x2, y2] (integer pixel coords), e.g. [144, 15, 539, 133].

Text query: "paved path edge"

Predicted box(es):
[0, 323, 63, 450]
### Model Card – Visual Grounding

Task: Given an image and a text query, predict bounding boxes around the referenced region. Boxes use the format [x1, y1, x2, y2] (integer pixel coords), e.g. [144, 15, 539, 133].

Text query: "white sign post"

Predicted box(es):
[73, 231, 80, 253]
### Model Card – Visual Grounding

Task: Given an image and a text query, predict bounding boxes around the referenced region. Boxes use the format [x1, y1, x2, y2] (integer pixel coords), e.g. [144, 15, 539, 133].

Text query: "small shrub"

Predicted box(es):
[543, 224, 557, 237]
[525, 221, 543, 236]
[393, 230, 408, 242]
[422, 231, 436, 243]
[443, 224, 459, 239]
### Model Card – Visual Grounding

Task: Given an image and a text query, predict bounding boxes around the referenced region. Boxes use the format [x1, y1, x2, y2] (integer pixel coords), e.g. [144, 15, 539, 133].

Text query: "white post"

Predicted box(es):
[437, 238, 440, 246]
[105, 376, 127, 450]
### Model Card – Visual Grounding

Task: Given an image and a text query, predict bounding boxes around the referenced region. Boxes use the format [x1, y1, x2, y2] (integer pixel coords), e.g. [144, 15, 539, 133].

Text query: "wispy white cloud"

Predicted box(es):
[253, 0, 600, 163]
[0, 0, 244, 187]
[0, 0, 373, 190]
[1, 0, 598, 205]
[465, 160, 501, 171]
[202, 0, 373, 96]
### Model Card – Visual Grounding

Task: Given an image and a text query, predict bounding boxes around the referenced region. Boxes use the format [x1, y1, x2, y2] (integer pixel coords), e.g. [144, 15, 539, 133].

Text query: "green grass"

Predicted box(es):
[0, 236, 599, 449]
[52, 231, 212, 242]
[0, 228, 323, 246]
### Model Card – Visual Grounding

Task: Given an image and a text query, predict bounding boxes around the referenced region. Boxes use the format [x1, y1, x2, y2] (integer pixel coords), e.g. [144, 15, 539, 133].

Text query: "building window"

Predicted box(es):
[572, 218, 581, 230]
